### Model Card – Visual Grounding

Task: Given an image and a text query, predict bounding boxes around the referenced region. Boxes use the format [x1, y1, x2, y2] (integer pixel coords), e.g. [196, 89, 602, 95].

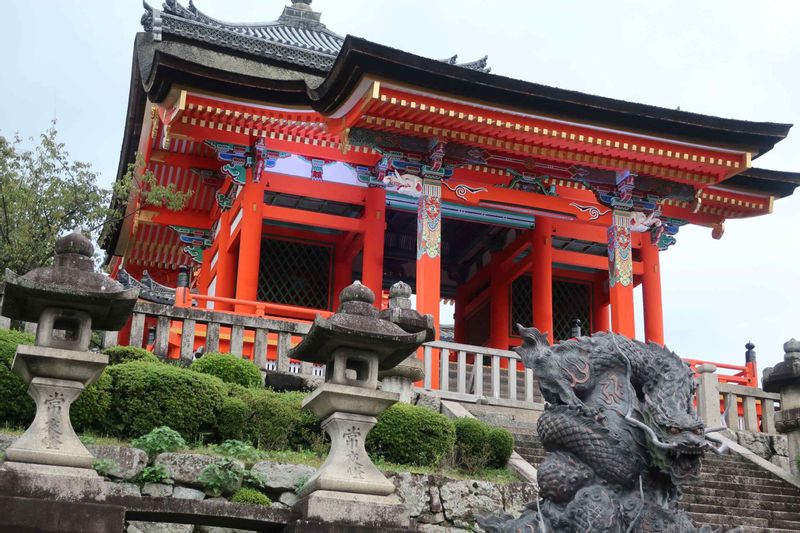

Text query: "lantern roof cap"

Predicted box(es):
[1, 233, 139, 330]
[288, 281, 427, 369]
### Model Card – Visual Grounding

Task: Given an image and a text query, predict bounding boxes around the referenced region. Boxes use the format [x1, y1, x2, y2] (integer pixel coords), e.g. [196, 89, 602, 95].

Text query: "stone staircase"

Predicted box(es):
[513, 432, 800, 532]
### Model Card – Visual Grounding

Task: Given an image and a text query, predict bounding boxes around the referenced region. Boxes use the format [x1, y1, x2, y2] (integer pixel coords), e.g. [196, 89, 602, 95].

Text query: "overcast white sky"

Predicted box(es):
[1, 1, 798, 379]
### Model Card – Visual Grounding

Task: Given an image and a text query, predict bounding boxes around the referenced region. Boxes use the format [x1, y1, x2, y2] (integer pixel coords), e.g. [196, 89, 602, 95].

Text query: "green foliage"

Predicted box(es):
[230, 487, 272, 506]
[0, 121, 192, 279]
[0, 329, 35, 427]
[92, 458, 118, 477]
[453, 418, 514, 471]
[191, 352, 262, 388]
[198, 458, 245, 497]
[243, 470, 269, 491]
[113, 152, 193, 216]
[454, 417, 490, 469]
[487, 428, 515, 468]
[137, 464, 171, 485]
[234, 388, 321, 451]
[0, 124, 110, 277]
[71, 370, 112, 433]
[131, 426, 187, 463]
[107, 361, 226, 441]
[103, 345, 159, 366]
[367, 403, 456, 467]
[215, 396, 249, 442]
[211, 440, 263, 464]
[294, 473, 311, 493]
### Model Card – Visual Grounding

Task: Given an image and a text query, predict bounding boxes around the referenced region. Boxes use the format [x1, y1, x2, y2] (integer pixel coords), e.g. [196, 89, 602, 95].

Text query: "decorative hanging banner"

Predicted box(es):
[569, 202, 610, 221]
[417, 180, 442, 260]
[444, 181, 487, 201]
[607, 210, 633, 288]
[169, 226, 212, 263]
[215, 191, 235, 211]
[182, 245, 205, 264]
[156, 100, 184, 150]
[205, 141, 251, 185]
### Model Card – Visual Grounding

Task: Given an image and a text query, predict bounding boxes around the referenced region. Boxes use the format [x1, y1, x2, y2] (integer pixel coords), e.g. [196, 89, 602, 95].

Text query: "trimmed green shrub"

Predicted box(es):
[198, 458, 245, 497]
[107, 361, 227, 441]
[0, 329, 35, 427]
[453, 417, 514, 471]
[191, 352, 262, 388]
[215, 397, 249, 442]
[71, 370, 113, 433]
[103, 345, 159, 366]
[132, 426, 187, 462]
[487, 427, 514, 468]
[367, 403, 456, 467]
[230, 487, 272, 506]
[234, 388, 321, 451]
[454, 417, 490, 468]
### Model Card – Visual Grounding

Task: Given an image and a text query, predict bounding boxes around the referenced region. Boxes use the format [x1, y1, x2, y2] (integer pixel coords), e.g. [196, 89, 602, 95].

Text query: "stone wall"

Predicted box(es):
[0, 434, 535, 532]
[729, 430, 791, 470]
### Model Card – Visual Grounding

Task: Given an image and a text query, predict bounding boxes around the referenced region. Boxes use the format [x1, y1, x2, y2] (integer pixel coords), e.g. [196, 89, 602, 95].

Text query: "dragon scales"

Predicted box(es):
[478, 327, 738, 533]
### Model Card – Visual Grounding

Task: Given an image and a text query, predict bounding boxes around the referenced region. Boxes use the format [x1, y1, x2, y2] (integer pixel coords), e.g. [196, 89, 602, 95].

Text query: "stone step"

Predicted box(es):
[685, 479, 794, 496]
[683, 502, 800, 523]
[682, 487, 800, 504]
[684, 494, 800, 512]
[507, 428, 800, 530]
[691, 513, 768, 528]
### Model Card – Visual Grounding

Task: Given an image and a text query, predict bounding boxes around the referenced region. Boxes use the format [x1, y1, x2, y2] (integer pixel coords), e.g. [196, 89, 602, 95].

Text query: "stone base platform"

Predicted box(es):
[0, 461, 106, 502]
[295, 490, 410, 529]
[287, 520, 416, 533]
[0, 495, 124, 533]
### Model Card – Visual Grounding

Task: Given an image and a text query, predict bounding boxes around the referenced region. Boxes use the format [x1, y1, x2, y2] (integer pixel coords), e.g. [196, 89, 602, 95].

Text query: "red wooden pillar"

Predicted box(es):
[531, 217, 553, 344]
[234, 168, 265, 312]
[489, 270, 510, 349]
[214, 208, 236, 311]
[362, 187, 386, 301]
[608, 210, 635, 338]
[333, 234, 355, 308]
[592, 272, 610, 332]
[416, 178, 442, 387]
[640, 237, 664, 345]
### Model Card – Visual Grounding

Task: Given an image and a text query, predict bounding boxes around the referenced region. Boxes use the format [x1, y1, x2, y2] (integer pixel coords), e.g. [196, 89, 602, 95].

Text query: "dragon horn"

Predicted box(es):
[704, 433, 729, 455]
[705, 394, 732, 435]
[516, 324, 551, 346]
[624, 414, 680, 451]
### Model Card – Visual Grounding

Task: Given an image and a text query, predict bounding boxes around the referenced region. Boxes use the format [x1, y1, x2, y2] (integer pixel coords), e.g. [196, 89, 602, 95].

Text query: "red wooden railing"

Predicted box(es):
[684, 358, 758, 387]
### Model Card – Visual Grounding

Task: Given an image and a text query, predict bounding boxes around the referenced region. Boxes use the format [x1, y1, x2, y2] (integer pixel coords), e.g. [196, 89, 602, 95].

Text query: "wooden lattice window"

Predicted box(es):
[510, 275, 592, 341]
[258, 237, 333, 310]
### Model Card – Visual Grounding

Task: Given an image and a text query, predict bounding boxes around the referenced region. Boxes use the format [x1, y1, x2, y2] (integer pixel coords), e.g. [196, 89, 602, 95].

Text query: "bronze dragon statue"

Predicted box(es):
[478, 326, 737, 533]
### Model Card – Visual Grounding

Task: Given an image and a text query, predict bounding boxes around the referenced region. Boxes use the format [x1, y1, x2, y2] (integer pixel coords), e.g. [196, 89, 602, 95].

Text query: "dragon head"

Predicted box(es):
[641, 394, 706, 483]
[514, 324, 551, 367]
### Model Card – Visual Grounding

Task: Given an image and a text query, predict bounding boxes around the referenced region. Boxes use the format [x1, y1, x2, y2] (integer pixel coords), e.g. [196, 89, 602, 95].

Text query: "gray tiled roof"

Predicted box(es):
[141, 1, 489, 73]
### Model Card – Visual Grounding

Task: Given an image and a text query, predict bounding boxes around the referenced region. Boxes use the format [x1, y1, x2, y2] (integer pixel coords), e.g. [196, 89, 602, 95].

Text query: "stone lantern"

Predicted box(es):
[0, 233, 138, 499]
[763, 338, 800, 476]
[289, 281, 429, 530]
[378, 281, 433, 403]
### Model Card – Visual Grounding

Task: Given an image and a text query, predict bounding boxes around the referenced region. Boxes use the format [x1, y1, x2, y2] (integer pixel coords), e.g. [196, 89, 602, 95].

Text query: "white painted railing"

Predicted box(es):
[419, 341, 542, 408]
[696, 364, 779, 433]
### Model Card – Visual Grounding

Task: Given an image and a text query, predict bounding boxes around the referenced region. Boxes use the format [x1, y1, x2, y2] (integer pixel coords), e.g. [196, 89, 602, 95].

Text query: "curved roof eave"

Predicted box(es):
[312, 37, 792, 158]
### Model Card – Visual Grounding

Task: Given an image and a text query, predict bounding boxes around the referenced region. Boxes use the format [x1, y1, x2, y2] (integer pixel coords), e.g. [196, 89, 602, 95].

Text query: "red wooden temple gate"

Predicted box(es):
[104, 1, 799, 391]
